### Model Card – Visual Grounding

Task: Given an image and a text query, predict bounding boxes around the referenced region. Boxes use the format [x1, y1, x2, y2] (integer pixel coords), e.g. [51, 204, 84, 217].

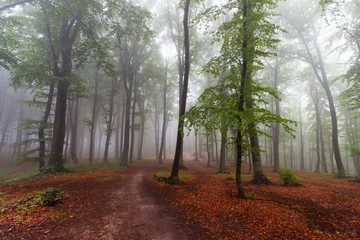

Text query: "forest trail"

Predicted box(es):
[79, 161, 188, 240]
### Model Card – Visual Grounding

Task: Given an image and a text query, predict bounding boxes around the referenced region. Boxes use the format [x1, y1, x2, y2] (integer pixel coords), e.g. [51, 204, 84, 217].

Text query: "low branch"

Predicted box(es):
[0, 0, 36, 12]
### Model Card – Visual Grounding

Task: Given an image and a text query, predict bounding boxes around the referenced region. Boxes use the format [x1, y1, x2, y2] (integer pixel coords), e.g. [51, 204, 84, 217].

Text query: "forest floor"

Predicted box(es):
[0, 154, 360, 239]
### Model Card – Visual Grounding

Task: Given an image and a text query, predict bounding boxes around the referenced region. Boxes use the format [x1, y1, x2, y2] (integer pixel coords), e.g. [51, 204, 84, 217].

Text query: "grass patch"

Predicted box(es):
[153, 171, 192, 183]
[142, 156, 157, 161]
[0, 169, 40, 184]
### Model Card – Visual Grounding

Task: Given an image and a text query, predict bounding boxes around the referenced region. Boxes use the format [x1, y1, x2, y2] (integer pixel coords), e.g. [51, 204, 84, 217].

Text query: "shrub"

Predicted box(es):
[278, 168, 301, 186]
[39, 187, 68, 206]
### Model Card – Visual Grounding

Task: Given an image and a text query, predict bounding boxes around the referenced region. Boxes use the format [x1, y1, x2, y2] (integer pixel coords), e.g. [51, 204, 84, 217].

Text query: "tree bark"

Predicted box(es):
[38, 82, 54, 172]
[129, 77, 138, 164]
[299, 96, 305, 171]
[69, 93, 79, 165]
[89, 68, 99, 164]
[103, 77, 116, 163]
[297, 29, 345, 177]
[120, 43, 133, 167]
[272, 61, 280, 172]
[158, 62, 169, 164]
[169, 0, 191, 182]
[48, 11, 82, 173]
[218, 131, 227, 173]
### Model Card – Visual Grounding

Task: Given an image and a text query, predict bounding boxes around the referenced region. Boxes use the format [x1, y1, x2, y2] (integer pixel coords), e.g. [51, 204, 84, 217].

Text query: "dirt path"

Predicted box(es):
[80, 161, 188, 240]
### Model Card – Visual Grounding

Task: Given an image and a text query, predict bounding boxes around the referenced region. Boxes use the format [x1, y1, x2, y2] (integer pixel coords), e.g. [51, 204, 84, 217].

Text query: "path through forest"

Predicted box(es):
[79, 161, 189, 240]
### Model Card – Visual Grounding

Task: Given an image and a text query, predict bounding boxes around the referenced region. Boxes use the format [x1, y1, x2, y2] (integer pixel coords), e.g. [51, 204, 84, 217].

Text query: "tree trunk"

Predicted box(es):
[296, 29, 345, 177]
[89, 68, 99, 164]
[206, 130, 211, 167]
[129, 77, 138, 164]
[159, 62, 169, 164]
[272, 61, 280, 172]
[120, 93, 126, 161]
[115, 102, 121, 161]
[97, 123, 103, 160]
[138, 107, 146, 161]
[38, 82, 55, 172]
[194, 128, 199, 161]
[103, 77, 116, 163]
[169, 0, 191, 182]
[153, 104, 160, 159]
[121, 68, 133, 166]
[70, 94, 79, 165]
[48, 77, 69, 172]
[48, 11, 82, 173]
[218, 131, 226, 173]
[247, 112, 271, 185]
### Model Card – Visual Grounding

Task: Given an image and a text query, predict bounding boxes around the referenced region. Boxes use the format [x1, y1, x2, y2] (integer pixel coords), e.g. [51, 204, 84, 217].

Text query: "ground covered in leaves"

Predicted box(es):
[0, 163, 127, 239]
[1, 158, 360, 239]
[148, 160, 360, 239]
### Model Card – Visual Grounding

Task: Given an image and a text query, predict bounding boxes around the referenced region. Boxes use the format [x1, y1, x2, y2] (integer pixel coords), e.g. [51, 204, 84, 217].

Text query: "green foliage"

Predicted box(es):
[278, 168, 301, 186]
[246, 190, 256, 199]
[184, 0, 296, 153]
[39, 187, 68, 206]
[0, 169, 40, 184]
[153, 172, 191, 184]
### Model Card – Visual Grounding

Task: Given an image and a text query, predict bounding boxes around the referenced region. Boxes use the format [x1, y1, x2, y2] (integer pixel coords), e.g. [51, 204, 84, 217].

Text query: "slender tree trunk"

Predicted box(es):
[299, 96, 305, 171]
[121, 71, 133, 166]
[169, 0, 191, 182]
[103, 77, 116, 163]
[199, 128, 203, 158]
[153, 104, 160, 159]
[218, 131, 226, 173]
[159, 62, 168, 164]
[319, 120, 328, 173]
[194, 128, 199, 161]
[129, 77, 138, 164]
[290, 137, 294, 169]
[138, 111, 145, 161]
[206, 131, 211, 167]
[273, 62, 280, 172]
[89, 68, 99, 164]
[38, 82, 54, 172]
[315, 121, 321, 173]
[264, 125, 268, 167]
[115, 103, 121, 161]
[97, 124, 103, 160]
[120, 93, 126, 161]
[296, 29, 345, 177]
[70, 94, 79, 165]
[283, 135, 287, 168]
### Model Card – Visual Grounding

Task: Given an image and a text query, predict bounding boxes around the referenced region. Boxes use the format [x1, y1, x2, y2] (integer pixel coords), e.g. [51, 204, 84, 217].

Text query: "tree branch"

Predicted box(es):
[0, 0, 36, 12]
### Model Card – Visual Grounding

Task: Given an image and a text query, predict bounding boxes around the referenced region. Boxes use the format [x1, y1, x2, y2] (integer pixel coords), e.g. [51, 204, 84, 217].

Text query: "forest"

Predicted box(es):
[0, 0, 360, 239]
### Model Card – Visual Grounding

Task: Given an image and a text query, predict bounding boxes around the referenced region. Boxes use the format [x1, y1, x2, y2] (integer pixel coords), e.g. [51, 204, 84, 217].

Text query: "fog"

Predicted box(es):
[0, 0, 359, 177]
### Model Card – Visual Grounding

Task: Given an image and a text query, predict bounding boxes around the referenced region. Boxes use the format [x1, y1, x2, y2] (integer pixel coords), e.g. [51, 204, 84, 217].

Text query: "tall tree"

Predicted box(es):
[281, 0, 346, 177]
[185, 0, 294, 196]
[169, 0, 191, 182]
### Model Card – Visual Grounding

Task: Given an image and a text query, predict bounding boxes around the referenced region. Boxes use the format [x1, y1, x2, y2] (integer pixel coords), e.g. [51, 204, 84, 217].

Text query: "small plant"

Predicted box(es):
[246, 191, 256, 199]
[278, 168, 301, 186]
[39, 187, 68, 206]
[153, 172, 190, 184]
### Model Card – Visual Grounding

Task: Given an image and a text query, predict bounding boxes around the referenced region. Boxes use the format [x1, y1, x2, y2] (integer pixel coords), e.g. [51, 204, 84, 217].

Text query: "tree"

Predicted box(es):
[169, 0, 191, 182]
[281, 0, 346, 177]
[185, 0, 295, 196]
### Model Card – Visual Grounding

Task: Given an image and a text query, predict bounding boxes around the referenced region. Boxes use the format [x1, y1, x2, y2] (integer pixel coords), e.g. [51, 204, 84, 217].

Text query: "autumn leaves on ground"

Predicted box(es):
[1, 156, 360, 240]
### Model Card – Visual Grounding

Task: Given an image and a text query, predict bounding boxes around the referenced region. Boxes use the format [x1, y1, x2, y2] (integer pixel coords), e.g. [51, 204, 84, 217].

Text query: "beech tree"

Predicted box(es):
[280, 0, 346, 177]
[169, 0, 191, 182]
[185, 0, 295, 196]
